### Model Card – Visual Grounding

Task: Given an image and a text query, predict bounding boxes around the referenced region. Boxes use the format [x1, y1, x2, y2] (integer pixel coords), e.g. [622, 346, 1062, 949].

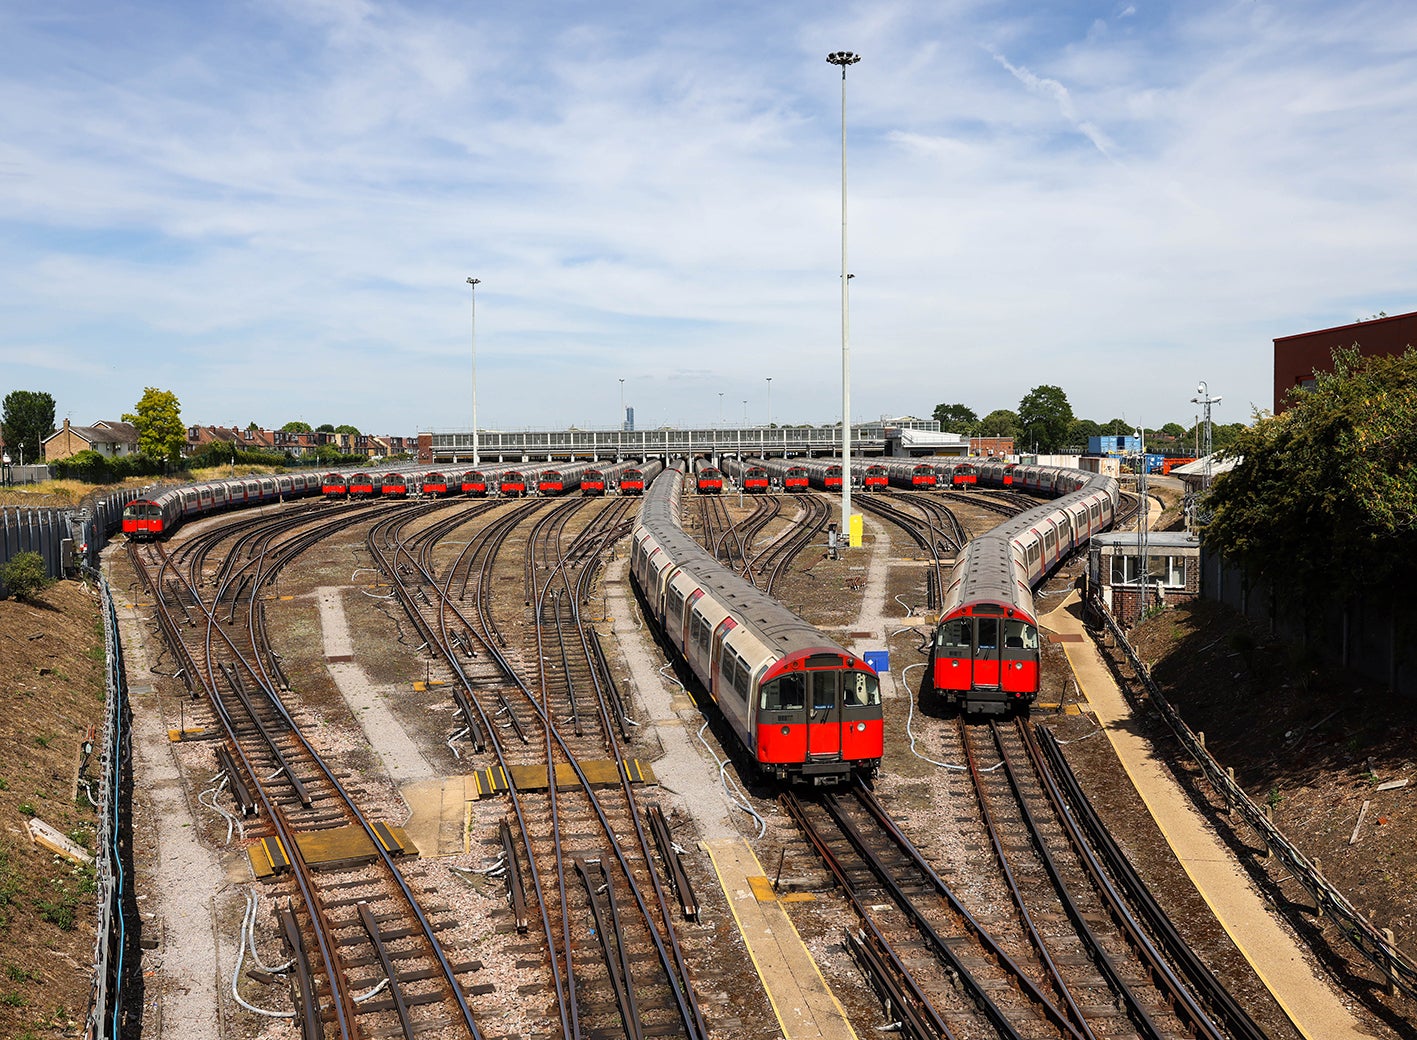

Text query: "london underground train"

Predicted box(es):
[929, 464, 1118, 714]
[631, 469, 883, 783]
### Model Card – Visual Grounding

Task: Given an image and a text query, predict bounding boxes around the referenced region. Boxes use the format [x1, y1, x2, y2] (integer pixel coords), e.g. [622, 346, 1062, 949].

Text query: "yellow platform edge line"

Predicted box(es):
[702, 839, 858, 1040]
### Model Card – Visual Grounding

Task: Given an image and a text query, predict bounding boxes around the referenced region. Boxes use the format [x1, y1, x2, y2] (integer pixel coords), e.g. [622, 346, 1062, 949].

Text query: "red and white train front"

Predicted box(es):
[632, 473, 882, 783]
[931, 599, 1040, 714]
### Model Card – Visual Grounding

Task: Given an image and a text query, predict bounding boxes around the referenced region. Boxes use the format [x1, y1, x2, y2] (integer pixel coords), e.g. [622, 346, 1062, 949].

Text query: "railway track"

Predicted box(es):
[783, 713, 1268, 1039]
[369, 493, 711, 1040]
[130, 500, 485, 1040]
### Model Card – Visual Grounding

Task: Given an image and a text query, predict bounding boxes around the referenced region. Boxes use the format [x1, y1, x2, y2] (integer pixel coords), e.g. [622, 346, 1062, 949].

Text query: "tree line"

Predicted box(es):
[932, 386, 1248, 456]
[1, 386, 377, 484]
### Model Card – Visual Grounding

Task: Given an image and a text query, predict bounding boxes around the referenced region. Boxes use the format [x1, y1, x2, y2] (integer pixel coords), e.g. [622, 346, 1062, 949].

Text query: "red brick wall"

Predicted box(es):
[1274, 311, 1417, 413]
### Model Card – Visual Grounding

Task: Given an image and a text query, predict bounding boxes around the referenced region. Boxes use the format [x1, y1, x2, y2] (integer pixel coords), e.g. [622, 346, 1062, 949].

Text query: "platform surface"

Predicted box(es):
[702, 836, 857, 1040]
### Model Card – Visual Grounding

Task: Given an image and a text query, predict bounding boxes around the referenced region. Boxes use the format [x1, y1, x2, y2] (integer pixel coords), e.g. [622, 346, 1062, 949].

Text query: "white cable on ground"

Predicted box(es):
[658, 664, 766, 837]
[232, 892, 295, 1018]
[901, 663, 965, 771]
[244, 891, 294, 974]
[893, 595, 915, 616]
[353, 978, 390, 1003]
[446, 727, 469, 759]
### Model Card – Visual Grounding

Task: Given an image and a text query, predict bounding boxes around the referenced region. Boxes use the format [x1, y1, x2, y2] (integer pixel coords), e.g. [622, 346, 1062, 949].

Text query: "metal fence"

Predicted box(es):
[85, 572, 137, 1039]
[1097, 604, 1417, 1000]
[0, 489, 144, 593]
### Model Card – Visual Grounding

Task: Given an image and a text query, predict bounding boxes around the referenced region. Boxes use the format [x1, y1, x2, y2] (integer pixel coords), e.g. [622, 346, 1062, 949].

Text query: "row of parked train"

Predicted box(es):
[693, 456, 979, 494]
[120, 460, 666, 540]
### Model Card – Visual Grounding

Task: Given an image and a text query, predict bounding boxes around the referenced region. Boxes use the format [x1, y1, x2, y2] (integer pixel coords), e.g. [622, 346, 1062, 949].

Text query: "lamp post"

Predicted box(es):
[828, 49, 860, 548]
[1189, 381, 1222, 489]
[718, 392, 724, 425]
[766, 376, 772, 427]
[466, 277, 481, 466]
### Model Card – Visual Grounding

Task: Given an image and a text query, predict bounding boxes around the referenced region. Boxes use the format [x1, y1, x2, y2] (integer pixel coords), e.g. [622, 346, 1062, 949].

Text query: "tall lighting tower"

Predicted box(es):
[466, 277, 481, 466]
[827, 50, 860, 548]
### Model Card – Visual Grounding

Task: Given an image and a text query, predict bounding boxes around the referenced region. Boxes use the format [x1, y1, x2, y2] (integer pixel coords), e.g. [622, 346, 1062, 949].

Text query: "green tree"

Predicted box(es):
[931, 402, 978, 430]
[1160, 422, 1186, 440]
[281, 421, 313, 433]
[979, 409, 1020, 439]
[1205, 346, 1417, 604]
[334, 424, 360, 435]
[1018, 385, 1074, 453]
[0, 552, 55, 602]
[1, 390, 57, 464]
[316, 423, 335, 433]
[122, 388, 185, 464]
[1067, 418, 1102, 449]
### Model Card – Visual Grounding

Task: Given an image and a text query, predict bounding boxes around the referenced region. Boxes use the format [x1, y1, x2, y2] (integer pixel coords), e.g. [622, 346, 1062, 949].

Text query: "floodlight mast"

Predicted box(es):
[827, 49, 860, 549]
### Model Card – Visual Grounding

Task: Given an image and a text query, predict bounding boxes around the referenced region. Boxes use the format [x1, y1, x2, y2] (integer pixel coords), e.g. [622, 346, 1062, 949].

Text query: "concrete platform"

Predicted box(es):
[1045, 590, 1373, 1040]
[702, 836, 857, 1040]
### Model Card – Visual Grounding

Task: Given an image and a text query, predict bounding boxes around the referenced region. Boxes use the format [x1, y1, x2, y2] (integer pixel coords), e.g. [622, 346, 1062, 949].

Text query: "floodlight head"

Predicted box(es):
[467, 277, 480, 286]
[827, 51, 861, 67]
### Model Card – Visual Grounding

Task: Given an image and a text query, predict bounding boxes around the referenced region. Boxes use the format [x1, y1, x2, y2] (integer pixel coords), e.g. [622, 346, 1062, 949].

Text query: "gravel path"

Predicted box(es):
[312, 585, 436, 784]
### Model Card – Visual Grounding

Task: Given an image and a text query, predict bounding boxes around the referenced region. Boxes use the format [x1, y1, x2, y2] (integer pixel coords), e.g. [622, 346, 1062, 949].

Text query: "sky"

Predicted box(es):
[3, 1, 1416, 438]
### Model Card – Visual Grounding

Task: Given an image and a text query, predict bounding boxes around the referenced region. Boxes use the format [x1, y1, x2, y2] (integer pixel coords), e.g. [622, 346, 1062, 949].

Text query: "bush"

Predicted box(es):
[0, 552, 54, 602]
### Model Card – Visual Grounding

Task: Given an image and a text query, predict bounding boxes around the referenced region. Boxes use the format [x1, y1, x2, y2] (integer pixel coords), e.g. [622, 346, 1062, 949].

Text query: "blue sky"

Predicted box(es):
[3, 1, 1415, 437]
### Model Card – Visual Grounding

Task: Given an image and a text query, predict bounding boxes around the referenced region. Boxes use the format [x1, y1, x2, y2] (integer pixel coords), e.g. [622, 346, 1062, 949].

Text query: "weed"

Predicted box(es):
[17, 803, 36, 817]
[65, 827, 91, 851]
[1, 991, 25, 1007]
[1266, 787, 1283, 808]
[32, 735, 50, 749]
[4, 965, 38, 983]
[0, 778, 8, 791]
[37, 897, 76, 931]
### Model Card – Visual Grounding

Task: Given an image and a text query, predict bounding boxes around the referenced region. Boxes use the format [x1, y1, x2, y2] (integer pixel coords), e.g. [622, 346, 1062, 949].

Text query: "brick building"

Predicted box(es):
[1273, 310, 1417, 413]
[42, 419, 138, 463]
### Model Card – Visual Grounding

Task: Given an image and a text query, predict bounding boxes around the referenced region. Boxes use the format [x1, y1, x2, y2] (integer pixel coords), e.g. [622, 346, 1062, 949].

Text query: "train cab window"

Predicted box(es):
[761, 673, 806, 712]
[935, 619, 970, 651]
[1003, 619, 1037, 651]
[809, 672, 836, 711]
[976, 618, 999, 651]
[845, 671, 880, 706]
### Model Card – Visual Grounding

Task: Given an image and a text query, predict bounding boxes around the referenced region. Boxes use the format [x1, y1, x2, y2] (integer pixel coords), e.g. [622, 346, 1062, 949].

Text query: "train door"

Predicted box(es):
[805, 666, 842, 758]
[1000, 618, 1039, 694]
[971, 616, 1002, 689]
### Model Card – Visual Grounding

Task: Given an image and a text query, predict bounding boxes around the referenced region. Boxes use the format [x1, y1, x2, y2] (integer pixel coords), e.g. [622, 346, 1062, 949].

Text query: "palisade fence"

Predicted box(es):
[0, 490, 142, 592]
[1096, 605, 1417, 1000]
[85, 571, 138, 1040]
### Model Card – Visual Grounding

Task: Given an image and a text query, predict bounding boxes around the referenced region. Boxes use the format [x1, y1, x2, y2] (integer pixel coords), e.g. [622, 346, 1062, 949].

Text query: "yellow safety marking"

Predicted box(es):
[621, 758, 644, 784]
[167, 727, 205, 742]
[780, 892, 816, 903]
[473, 765, 511, 798]
[747, 876, 778, 903]
[412, 680, 448, 692]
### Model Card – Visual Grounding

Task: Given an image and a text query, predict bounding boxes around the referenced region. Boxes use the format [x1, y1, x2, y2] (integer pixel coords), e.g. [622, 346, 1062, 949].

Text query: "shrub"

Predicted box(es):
[0, 552, 54, 602]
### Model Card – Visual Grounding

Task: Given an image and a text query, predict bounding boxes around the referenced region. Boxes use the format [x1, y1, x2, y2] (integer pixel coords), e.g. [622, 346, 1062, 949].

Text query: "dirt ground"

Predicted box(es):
[1102, 599, 1417, 1032]
[0, 580, 107, 1040]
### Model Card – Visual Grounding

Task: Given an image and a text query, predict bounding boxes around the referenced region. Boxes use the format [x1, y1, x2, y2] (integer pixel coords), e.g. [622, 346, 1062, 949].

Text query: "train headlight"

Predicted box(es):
[1013, 661, 1023, 670]
[781, 726, 791, 735]
[951, 660, 959, 667]
[856, 722, 866, 732]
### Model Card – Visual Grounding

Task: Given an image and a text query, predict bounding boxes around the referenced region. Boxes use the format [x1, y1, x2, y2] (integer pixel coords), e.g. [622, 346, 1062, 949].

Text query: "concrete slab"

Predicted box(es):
[702, 836, 858, 1040]
[1045, 590, 1373, 1040]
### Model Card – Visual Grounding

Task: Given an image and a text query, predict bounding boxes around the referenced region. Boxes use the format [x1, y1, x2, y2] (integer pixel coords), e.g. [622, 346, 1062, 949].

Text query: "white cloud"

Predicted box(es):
[1, 1, 1415, 434]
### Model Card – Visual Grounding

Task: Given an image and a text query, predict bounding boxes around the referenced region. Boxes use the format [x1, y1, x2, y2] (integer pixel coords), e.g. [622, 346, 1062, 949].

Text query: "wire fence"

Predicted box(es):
[1096, 603, 1417, 1001]
[84, 570, 137, 1040]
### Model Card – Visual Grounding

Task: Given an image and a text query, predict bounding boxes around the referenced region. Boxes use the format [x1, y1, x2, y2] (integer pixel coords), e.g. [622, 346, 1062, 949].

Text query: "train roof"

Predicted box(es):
[639, 471, 853, 659]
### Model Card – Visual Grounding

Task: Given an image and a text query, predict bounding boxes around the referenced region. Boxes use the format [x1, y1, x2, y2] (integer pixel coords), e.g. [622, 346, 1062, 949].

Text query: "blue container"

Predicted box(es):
[862, 650, 889, 674]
